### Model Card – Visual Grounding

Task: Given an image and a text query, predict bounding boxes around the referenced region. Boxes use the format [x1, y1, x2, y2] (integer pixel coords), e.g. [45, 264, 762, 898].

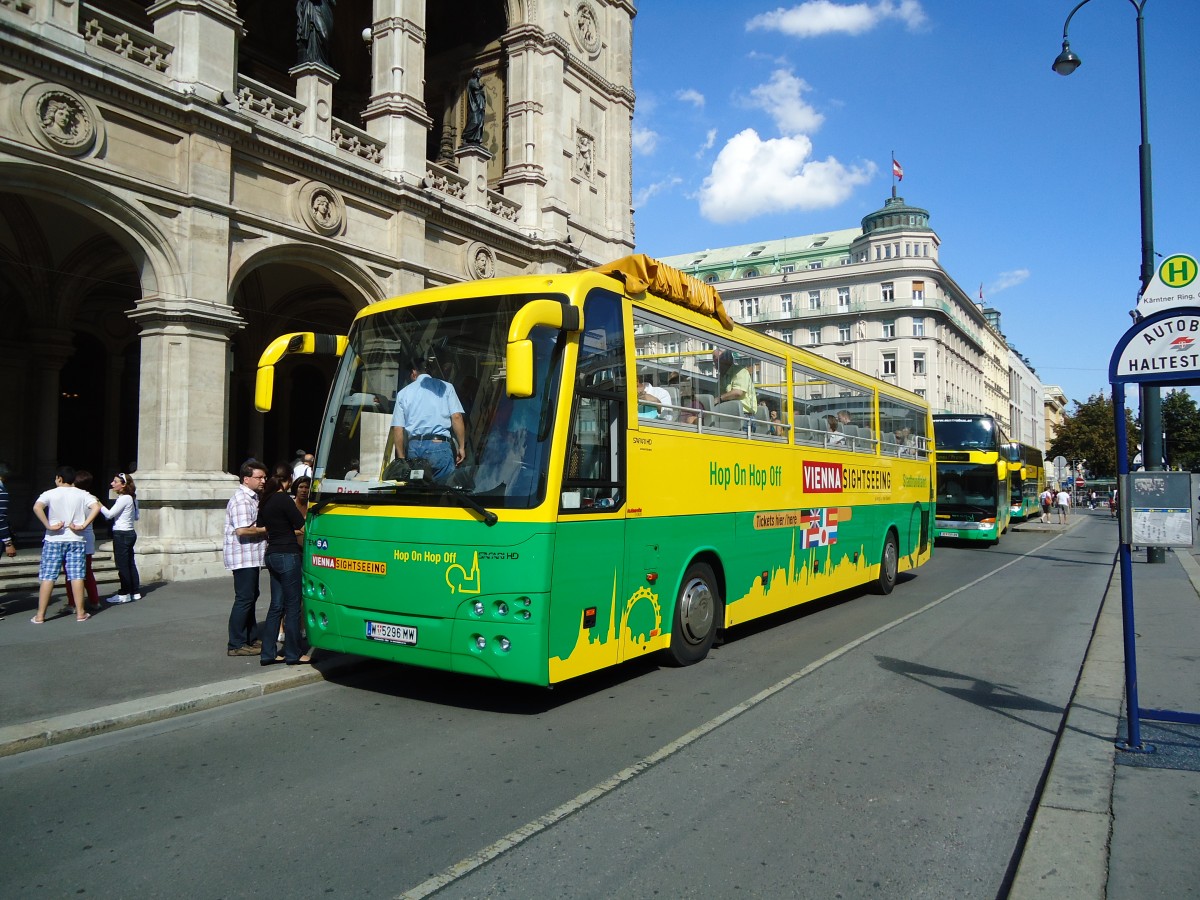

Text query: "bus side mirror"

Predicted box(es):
[505, 299, 581, 399]
[255, 332, 348, 412]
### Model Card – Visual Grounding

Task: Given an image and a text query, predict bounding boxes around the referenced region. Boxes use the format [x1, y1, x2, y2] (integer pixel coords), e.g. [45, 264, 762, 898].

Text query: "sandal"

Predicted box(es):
[30, 616, 45, 624]
[76, 613, 91, 622]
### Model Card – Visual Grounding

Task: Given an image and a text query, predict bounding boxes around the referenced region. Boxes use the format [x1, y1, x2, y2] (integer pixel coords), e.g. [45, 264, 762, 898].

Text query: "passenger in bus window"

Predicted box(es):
[636, 373, 671, 420]
[714, 350, 756, 417]
[825, 415, 846, 446]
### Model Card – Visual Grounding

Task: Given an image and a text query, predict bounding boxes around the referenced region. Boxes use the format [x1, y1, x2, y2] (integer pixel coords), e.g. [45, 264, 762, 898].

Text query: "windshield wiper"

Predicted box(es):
[370, 481, 498, 526]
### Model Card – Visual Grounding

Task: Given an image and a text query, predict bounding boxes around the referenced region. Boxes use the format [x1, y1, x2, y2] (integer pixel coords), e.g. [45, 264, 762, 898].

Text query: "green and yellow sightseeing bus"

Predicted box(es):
[1003, 441, 1046, 521]
[932, 413, 1011, 544]
[255, 255, 935, 686]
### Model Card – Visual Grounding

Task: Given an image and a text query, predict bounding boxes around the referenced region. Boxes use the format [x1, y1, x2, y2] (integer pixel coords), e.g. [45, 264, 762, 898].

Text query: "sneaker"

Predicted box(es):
[108, 594, 132, 604]
[227, 646, 259, 656]
[131, 593, 142, 601]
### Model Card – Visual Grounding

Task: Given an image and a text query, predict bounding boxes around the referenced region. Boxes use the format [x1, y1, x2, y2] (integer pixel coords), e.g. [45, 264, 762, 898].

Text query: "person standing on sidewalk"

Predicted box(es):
[224, 460, 267, 656]
[1055, 487, 1071, 524]
[31, 466, 99, 624]
[257, 464, 310, 666]
[0, 461, 16, 560]
[1039, 487, 1054, 524]
[58, 470, 102, 613]
[99, 472, 140, 604]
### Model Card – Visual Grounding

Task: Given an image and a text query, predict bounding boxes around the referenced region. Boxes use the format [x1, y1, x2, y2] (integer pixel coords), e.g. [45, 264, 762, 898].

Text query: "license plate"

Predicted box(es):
[940, 531, 959, 538]
[365, 621, 418, 645]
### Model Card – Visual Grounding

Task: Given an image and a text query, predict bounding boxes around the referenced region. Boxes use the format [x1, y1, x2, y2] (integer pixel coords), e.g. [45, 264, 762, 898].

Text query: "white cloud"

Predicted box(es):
[989, 269, 1031, 294]
[748, 69, 824, 135]
[634, 176, 683, 209]
[698, 129, 875, 223]
[632, 126, 659, 155]
[747, 0, 928, 38]
[695, 128, 718, 158]
[676, 88, 705, 108]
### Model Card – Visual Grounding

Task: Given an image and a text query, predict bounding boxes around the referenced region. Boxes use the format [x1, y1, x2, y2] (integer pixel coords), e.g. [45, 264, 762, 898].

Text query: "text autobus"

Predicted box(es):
[932, 413, 1011, 544]
[255, 255, 936, 686]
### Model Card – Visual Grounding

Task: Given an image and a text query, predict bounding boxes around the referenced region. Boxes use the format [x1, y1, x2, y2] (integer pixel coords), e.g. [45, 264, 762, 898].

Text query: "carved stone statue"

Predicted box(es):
[296, 0, 336, 68]
[461, 68, 485, 147]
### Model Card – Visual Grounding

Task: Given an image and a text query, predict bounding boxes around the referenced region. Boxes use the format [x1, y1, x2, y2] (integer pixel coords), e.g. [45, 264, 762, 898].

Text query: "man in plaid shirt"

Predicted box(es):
[224, 459, 268, 655]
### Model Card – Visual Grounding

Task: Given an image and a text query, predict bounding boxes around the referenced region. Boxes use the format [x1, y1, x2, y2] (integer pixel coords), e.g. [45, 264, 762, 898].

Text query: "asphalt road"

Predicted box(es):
[0, 515, 1115, 899]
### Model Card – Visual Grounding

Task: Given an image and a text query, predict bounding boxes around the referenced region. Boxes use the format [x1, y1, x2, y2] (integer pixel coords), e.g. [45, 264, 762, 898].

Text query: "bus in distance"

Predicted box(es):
[932, 413, 1011, 544]
[255, 255, 936, 686]
[1002, 442, 1046, 521]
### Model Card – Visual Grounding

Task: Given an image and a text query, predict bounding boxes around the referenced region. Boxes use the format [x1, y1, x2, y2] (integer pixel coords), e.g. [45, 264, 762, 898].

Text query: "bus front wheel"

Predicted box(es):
[874, 532, 899, 595]
[665, 562, 719, 666]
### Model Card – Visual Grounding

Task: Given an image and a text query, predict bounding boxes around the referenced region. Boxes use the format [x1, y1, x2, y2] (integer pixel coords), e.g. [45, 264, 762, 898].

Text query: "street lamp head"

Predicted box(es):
[1052, 40, 1082, 76]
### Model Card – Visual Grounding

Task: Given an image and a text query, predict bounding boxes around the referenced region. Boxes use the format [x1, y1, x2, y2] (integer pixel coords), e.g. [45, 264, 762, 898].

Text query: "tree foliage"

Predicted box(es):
[1162, 389, 1200, 472]
[1048, 393, 1139, 477]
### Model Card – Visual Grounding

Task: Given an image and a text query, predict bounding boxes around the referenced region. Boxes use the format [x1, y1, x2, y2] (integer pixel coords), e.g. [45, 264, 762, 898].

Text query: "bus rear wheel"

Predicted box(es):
[665, 562, 719, 666]
[874, 532, 898, 595]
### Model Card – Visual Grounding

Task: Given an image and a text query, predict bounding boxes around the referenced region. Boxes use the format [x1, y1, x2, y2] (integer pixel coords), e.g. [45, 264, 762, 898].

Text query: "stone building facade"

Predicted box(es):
[0, 0, 636, 579]
[660, 194, 1043, 436]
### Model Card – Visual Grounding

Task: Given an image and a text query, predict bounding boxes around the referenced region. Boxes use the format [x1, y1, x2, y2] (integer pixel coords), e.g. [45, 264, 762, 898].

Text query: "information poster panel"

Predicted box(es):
[1121, 472, 1195, 548]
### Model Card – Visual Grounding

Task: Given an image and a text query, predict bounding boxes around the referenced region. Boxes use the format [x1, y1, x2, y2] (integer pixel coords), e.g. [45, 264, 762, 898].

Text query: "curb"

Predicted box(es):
[0, 654, 367, 758]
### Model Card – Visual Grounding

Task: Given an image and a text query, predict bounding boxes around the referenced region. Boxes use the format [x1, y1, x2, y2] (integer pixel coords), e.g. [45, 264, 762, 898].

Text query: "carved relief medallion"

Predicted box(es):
[571, 2, 602, 57]
[464, 242, 496, 281]
[22, 84, 100, 156]
[295, 181, 345, 236]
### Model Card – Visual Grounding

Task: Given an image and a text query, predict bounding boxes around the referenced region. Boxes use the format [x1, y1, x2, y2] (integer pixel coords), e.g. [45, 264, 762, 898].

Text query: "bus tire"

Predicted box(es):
[665, 562, 719, 666]
[874, 532, 899, 595]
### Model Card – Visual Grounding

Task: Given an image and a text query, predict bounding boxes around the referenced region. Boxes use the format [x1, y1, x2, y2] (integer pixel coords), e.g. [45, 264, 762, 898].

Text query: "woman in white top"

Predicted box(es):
[101, 472, 141, 603]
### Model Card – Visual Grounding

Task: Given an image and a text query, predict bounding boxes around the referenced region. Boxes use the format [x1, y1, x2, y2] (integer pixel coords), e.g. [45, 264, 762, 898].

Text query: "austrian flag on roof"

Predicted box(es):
[892, 158, 904, 181]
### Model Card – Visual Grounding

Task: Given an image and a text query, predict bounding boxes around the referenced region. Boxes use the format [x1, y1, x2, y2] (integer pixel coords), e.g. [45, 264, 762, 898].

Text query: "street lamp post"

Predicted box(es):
[1053, 0, 1163, 562]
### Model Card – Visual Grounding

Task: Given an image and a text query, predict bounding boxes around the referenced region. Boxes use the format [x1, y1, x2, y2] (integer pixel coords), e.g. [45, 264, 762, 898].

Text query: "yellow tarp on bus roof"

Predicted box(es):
[591, 254, 733, 331]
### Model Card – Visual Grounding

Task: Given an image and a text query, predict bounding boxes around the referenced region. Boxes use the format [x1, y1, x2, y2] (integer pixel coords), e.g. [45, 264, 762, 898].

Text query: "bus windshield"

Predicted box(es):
[314, 293, 566, 509]
[937, 463, 1000, 515]
[934, 417, 1000, 451]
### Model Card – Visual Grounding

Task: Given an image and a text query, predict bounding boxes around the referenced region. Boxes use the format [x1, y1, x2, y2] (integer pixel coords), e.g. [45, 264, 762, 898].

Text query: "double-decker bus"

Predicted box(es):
[1003, 442, 1046, 521]
[255, 255, 935, 686]
[932, 413, 1011, 544]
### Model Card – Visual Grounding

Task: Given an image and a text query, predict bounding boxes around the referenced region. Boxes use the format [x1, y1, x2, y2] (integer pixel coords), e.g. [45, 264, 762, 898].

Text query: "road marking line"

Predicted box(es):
[397, 532, 1065, 899]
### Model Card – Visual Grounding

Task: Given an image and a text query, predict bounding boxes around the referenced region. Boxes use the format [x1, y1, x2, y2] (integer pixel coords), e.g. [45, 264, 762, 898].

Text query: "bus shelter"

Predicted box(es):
[1109, 305, 1200, 751]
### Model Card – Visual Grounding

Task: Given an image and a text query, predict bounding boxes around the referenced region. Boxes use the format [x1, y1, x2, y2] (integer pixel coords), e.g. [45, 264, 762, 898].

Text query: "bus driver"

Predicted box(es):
[390, 357, 466, 480]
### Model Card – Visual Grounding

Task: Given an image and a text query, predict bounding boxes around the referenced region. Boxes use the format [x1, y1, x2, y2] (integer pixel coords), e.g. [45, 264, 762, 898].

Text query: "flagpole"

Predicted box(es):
[891, 150, 897, 199]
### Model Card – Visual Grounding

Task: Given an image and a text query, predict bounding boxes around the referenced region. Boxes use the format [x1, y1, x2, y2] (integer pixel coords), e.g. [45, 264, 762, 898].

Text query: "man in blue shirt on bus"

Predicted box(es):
[390, 356, 466, 480]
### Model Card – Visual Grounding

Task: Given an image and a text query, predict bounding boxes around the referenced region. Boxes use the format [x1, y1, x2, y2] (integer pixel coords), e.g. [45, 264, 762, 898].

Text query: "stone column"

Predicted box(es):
[361, 3, 432, 185]
[290, 62, 339, 147]
[126, 298, 246, 582]
[102, 353, 125, 479]
[31, 0, 83, 47]
[148, 0, 243, 101]
[455, 143, 492, 209]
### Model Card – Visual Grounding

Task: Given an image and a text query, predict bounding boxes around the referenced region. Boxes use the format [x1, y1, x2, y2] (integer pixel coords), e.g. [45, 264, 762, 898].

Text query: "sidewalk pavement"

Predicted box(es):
[1, 511, 1198, 897]
[0, 566, 366, 757]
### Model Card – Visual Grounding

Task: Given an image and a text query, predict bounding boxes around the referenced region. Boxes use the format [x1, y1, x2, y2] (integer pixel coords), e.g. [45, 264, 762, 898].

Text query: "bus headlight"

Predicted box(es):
[496, 601, 509, 617]
[475, 635, 487, 650]
[473, 601, 485, 616]
[498, 637, 511, 652]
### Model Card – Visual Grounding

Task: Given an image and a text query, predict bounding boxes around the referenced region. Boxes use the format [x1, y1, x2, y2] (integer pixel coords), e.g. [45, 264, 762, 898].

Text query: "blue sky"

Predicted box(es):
[629, 0, 1200, 410]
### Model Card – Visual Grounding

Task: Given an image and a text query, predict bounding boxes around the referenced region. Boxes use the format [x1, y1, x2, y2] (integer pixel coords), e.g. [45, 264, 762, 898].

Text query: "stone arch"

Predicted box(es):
[0, 160, 183, 304]
[226, 243, 383, 472]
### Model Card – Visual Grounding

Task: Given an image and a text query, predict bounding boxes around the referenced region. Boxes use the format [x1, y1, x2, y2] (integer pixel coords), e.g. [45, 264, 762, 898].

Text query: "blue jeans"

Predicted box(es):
[409, 439, 455, 481]
[112, 529, 140, 595]
[227, 566, 261, 650]
[262, 552, 304, 663]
